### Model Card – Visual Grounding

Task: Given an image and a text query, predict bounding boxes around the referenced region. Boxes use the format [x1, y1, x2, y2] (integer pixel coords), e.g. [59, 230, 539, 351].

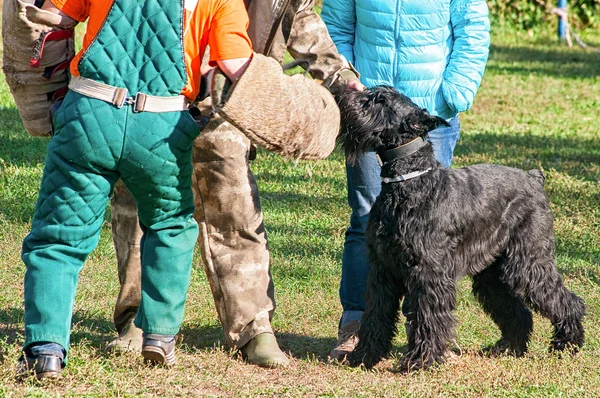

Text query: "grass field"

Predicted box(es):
[0, 19, 599, 398]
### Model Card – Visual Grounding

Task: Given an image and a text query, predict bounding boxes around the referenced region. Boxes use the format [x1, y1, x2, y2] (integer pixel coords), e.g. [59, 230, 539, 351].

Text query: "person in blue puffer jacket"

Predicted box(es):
[322, 0, 490, 361]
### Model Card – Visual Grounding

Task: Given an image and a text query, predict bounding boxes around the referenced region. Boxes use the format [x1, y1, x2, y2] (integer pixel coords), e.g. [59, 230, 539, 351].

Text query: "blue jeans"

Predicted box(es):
[338, 117, 460, 327]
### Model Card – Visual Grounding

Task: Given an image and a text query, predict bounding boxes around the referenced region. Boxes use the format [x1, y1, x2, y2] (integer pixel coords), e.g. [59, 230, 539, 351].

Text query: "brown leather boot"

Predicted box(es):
[240, 333, 289, 369]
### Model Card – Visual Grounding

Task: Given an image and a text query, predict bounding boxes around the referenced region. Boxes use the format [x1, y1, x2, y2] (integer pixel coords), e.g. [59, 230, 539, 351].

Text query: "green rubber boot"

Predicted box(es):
[104, 319, 143, 354]
[240, 333, 289, 369]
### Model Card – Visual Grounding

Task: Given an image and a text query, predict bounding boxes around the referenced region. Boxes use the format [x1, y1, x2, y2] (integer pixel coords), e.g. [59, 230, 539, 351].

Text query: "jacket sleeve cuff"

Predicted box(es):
[442, 81, 472, 114]
[323, 64, 361, 95]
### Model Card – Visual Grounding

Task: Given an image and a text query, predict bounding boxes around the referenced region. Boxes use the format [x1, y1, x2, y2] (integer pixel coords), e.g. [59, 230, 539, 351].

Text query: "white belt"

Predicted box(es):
[68, 75, 190, 113]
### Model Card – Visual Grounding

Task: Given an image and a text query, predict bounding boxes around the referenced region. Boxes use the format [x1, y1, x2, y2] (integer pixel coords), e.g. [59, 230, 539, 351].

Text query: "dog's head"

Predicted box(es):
[336, 86, 449, 163]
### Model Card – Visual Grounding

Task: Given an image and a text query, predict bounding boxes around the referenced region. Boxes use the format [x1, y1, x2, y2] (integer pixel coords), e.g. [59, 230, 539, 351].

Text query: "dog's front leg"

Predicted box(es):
[348, 262, 405, 369]
[401, 272, 457, 372]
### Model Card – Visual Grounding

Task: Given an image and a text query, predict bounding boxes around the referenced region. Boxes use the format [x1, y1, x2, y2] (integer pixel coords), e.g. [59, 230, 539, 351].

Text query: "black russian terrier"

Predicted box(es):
[336, 86, 585, 372]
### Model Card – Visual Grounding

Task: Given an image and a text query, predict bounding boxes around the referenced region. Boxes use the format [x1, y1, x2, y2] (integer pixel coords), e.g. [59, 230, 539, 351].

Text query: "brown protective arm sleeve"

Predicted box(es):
[212, 53, 340, 160]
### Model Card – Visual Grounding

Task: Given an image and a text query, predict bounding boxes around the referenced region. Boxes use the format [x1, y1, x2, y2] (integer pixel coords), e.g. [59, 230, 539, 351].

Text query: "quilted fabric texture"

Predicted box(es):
[22, 0, 197, 356]
[23, 91, 200, 355]
[77, 0, 186, 95]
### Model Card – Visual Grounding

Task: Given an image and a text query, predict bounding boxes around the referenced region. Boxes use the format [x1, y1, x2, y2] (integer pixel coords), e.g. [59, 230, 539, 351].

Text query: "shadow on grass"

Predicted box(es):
[277, 332, 407, 368]
[0, 307, 237, 355]
[456, 132, 600, 182]
[0, 306, 115, 349]
[179, 324, 338, 361]
[276, 332, 338, 362]
[178, 324, 227, 351]
[180, 323, 341, 364]
[0, 307, 25, 348]
[487, 43, 600, 79]
[0, 192, 37, 224]
[261, 191, 346, 216]
[145, 323, 357, 364]
[0, 186, 112, 225]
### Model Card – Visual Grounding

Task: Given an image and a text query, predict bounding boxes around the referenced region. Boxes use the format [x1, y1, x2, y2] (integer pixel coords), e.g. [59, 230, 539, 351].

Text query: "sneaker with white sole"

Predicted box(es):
[329, 320, 360, 362]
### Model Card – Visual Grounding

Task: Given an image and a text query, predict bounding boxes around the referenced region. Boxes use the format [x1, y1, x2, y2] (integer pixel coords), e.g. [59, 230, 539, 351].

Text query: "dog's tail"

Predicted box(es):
[527, 169, 546, 186]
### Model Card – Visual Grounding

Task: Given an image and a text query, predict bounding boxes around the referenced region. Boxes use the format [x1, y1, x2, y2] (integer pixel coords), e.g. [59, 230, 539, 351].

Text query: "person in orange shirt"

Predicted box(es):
[104, 0, 364, 371]
[18, 0, 337, 379]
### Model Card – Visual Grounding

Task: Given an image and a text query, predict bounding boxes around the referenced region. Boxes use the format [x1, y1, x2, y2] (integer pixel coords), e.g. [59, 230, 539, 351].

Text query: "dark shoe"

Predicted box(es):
[329, 320, 360, 362]
[240, 333, 289, 369]
[105, 318, 143, 354]
[18, 354, 63, 380]
[141, 334, 176, 366]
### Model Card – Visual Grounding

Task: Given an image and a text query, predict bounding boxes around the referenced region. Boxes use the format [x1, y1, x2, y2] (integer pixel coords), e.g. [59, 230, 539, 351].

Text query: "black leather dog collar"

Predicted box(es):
[377, 137, 428, 164]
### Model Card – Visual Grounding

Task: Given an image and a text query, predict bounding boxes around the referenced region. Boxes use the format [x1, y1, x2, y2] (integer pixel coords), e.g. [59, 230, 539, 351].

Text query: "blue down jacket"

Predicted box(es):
[322, 0, 490, 120]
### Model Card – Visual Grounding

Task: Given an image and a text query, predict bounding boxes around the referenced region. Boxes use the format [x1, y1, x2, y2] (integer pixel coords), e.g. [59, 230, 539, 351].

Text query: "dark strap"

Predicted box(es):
[31, 29, 74, 68]
[377, 137, 428, 163]
[46, 86, 69, 101]
[42, 59, 72, 80]
[189, 106, 211, 132]
[263, 0, 292, 56]
[282, 59, 310, 71]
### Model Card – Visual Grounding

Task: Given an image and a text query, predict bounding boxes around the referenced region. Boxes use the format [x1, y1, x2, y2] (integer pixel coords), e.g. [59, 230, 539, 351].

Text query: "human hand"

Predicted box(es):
[346, 79, 365, 91]
[327, 68, 364, 95]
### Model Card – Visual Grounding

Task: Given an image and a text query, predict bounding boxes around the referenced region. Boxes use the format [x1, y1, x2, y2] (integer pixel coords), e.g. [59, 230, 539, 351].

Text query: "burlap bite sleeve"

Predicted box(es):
[2, 0, 76, 136]
[211, 53, 341, 160]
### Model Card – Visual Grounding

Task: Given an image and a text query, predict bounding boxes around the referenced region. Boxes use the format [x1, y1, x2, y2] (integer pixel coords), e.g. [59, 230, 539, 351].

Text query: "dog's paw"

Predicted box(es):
[346, 356, 362, 368]
[480, 339, 526, 357]
[397, 349, 443, 373]
[396, 356, 432, 374]
[347, 352, 379, 370]
[550, 324, 584, 355]
[549, 339, 582, 355]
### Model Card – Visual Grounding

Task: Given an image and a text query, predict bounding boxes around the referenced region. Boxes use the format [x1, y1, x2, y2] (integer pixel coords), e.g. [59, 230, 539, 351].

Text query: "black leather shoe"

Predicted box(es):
[18, 354, 63, 380]
[142, 334, 176, 366]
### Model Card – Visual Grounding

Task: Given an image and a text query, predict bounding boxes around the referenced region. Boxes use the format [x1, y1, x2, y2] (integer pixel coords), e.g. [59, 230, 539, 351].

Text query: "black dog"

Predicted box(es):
[336, 86, 585, 372]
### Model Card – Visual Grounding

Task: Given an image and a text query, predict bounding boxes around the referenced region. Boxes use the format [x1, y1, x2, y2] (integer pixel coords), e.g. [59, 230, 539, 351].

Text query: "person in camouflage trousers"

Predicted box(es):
[106, 0, 363, 368]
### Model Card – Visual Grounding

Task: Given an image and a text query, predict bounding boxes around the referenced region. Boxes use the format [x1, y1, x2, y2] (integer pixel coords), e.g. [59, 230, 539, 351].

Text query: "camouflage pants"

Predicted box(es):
[111, 112, 274, 349]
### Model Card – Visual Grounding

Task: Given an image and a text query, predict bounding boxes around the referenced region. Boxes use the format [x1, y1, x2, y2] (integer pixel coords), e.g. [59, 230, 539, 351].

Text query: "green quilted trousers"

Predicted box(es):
[22, 0, 198, 357]
[23, 91, 199, 355]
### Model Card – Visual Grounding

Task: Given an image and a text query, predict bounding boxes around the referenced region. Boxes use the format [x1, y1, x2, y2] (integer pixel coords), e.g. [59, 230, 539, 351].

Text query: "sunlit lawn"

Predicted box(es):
[0, 21, 599, 397]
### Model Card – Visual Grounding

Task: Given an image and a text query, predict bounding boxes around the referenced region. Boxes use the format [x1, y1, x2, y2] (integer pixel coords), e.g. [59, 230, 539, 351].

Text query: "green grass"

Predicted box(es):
[1, 22, 599, 396]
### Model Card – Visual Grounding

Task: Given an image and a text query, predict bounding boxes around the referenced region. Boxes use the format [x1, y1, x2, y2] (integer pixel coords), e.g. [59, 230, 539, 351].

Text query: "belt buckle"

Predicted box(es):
[113, 87, 130, 109]
[122, 96, 135, 108]
[115, 91, 145, 112]
[132, 92, 147, 113]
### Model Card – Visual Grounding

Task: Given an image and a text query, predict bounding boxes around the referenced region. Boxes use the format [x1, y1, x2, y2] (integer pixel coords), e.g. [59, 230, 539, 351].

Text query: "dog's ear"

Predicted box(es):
[426, 115, 451, 130]
[406, 111, 450, 137]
